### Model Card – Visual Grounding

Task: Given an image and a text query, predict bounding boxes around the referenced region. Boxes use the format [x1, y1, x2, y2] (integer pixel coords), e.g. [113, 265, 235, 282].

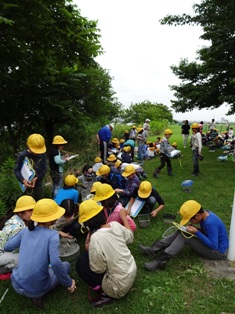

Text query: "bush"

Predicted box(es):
[0, 157, 22, 211]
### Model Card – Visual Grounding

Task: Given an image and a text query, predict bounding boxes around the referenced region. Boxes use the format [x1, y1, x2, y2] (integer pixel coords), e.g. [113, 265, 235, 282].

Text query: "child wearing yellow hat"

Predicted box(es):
[153, 129, 174, 178]
[14, 134, 47, 201]
[139, 200, 228, 271]
[92, 156, 104, 173]
[76, 199, 136, 307]
[4, 199, 76, 309]
[0, 196, 36, 275]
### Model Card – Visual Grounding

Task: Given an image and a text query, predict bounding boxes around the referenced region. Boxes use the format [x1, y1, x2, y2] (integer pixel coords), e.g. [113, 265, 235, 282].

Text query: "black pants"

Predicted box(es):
[76, 251, 105, 288]
[100, 141, 108, 163]
[155, 153, 172, 172]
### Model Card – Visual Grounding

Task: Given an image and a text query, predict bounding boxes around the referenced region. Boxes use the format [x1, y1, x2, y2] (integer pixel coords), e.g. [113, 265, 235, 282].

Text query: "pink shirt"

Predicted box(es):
[106, 203, 137, 232]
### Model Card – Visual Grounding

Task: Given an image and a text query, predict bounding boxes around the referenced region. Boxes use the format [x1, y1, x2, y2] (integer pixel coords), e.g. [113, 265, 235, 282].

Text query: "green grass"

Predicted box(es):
[1, 124, 235, 313]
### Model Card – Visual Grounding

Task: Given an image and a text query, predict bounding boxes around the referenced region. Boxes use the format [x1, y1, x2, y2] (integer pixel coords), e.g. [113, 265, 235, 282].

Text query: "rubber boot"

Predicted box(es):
[153, 169, 160, 178]
[167, 167, 174, 176]
[144, 252, 172, 271]
[139, 240, 166, 256]
[30, 297, 45, 309]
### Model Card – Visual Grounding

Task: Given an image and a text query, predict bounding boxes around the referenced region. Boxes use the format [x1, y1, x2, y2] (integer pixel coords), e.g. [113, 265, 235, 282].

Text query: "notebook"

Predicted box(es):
[19, 157, 35, 192]
[125, 197, 146, 218]
[172, 222, 196, 237]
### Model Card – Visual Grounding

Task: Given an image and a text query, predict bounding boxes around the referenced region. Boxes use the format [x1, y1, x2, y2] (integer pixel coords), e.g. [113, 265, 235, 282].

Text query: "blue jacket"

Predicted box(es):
[98, 125, 112, 142]
[196, 211, 229, 253]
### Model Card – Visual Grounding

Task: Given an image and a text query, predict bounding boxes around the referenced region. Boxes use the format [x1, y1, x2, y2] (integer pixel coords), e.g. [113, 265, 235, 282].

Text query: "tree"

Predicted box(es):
[160, 0, 235, 115]
[120, 100, 173, 124]
[0, 0, 119, 153]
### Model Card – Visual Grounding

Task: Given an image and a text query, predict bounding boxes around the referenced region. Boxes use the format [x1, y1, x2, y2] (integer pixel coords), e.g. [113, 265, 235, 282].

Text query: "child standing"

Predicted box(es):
[48, 135, 69, 198]
[136, 127, 147, 166]
[14, 133, 47, 201]
[190, 123, 202, 176]
[153, 129, 174, 178]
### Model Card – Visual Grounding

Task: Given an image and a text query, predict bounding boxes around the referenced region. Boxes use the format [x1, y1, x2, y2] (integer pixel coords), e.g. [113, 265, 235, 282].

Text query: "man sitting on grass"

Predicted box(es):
[139, 200, 228, 271]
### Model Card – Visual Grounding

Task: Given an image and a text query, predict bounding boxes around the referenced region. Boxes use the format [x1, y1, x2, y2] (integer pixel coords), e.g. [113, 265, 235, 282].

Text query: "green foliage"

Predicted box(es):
[0, 0, 119, 152]
[0, 157, 21, 210]
[160, 0, 235, 115]
[150, 119, 169, 135]
[0, 200, 7, 216]
[120, 100, 173, 124]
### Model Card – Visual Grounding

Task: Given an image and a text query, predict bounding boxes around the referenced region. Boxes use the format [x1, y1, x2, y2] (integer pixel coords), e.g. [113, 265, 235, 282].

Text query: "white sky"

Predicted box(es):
[74, 0, 235, 122]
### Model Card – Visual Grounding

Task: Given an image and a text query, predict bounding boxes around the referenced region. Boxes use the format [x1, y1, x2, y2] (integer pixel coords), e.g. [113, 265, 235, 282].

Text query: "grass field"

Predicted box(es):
[1, 124, 235, 313]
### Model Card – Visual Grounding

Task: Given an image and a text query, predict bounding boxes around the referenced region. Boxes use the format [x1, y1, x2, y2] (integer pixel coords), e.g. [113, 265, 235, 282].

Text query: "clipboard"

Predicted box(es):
[126, 197, 146, 218]
[172, 222, 196, 237]
[19, 157, 35, 192]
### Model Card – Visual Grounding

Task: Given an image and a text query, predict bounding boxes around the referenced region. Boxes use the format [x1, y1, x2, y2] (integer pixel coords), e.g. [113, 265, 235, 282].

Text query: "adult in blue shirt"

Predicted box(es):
[140, 200, 229, 271]
[96, 124, 114, 163]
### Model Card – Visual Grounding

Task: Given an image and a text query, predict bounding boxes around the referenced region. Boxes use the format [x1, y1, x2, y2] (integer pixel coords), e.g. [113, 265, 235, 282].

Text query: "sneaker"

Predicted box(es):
[90, 293, 113, 307]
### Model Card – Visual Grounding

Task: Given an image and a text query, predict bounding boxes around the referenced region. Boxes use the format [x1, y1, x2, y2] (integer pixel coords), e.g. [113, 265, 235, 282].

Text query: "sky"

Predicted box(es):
[74, 0, 235, 122]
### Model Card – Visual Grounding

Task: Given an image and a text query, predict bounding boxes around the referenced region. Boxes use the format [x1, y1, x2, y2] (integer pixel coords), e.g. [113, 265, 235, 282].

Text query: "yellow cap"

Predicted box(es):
[93, 183, 115, 202]
[115, 160, 122, 168]
[123, 146, 131, 153]
[96, 165, 110, 176]
[119, 139, 125, 143]
[27, 134, 46, 154]
[13, 196, 36, 213]
[52, 135, 68, 145]
[107, 154, 117, 162]
[31, 199, 65, 223]
[138, 181, 152, 198]
[79, 200, 103, 223]
[164, 129, 173, 135]
[94, 157, 102, 163]
[191, 123, 199, 129]
[179, 200, 201, 225]
[64, 175, 78, 186]
[122, 165, 135, 177]
[90, 181, 102, 193]
[111, 138, 119, 144]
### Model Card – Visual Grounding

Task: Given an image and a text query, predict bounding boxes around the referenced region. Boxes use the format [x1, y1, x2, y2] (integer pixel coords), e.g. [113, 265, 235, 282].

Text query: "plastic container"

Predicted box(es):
[59, 238, 80, 267]
[162, 226, 177, 238]
[138, 214, 150, 228]
[81, 189, 90, 201]
[181, 180, 194, 193]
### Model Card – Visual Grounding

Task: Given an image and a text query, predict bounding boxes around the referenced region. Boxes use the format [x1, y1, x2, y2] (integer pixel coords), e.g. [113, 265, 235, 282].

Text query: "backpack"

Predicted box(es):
[109, 172, 127, 189]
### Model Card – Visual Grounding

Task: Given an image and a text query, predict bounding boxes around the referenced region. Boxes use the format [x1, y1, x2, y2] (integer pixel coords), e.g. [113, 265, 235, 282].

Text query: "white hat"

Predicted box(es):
[109, 123, 114, 129]
[145, 119, 151, 122]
